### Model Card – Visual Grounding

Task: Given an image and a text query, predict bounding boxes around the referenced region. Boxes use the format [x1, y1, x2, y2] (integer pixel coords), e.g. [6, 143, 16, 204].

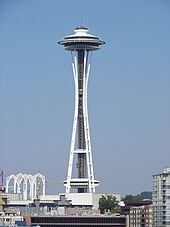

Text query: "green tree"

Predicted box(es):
[98, 195, 120, 214]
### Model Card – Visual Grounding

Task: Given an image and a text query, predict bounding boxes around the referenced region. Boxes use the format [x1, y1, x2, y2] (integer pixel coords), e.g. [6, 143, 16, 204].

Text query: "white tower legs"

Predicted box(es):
[64, 50, 99, 194]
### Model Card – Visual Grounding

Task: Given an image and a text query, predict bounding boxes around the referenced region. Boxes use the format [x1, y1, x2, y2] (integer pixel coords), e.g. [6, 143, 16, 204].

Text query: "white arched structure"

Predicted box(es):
[6, 174, 16, 193]
[33, 172, 46, 199]
[6, 173, 46, 200]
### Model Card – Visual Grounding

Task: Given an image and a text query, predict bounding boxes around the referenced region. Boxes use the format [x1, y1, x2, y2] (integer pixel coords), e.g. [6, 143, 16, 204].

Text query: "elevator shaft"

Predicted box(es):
[77, 50, 86, 193]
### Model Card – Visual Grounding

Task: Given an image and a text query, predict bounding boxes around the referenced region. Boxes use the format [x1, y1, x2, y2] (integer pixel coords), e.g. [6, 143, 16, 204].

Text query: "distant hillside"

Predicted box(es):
[123, 191, 152, 202]
[140, 191, 152, 200]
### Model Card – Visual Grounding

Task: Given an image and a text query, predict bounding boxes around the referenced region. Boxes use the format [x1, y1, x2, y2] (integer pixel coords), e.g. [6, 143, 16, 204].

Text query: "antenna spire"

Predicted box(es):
[81, 12, 83, 27]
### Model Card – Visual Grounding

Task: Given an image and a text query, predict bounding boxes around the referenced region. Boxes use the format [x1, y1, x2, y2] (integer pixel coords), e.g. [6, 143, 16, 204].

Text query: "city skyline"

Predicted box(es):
[0, 0, 170, 196]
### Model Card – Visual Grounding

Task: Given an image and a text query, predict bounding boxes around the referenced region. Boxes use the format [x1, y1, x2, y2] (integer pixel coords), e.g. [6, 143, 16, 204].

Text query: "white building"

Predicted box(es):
[152, 168, 170, 226]
[0, 211, 24, 226]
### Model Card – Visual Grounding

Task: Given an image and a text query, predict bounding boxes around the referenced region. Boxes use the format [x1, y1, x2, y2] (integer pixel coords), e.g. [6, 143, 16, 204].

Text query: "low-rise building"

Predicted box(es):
[0, 207, 25, 226]
[27, 215, 128, 227]
[130, 204, 152, 227]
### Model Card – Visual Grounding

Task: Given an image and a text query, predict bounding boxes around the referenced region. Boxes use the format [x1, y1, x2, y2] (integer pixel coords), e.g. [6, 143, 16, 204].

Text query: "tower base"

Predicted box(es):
[64, 178, 99, 193]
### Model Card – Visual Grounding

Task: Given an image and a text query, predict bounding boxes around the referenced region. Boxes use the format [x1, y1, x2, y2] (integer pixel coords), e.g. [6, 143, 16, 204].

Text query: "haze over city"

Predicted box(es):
[0, 0, 170, 196]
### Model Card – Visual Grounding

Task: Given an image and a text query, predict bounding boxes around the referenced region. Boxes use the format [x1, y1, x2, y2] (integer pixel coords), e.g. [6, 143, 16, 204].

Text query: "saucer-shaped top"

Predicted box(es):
[58, 26, 105, 51]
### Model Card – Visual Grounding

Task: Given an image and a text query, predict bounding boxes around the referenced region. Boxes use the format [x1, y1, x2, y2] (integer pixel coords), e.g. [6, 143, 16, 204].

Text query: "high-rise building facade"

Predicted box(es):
[152, 168, 170, 226]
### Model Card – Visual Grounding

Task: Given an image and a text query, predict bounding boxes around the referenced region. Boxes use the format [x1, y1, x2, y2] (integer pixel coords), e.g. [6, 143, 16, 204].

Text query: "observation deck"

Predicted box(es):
[58, 26, 105, 51]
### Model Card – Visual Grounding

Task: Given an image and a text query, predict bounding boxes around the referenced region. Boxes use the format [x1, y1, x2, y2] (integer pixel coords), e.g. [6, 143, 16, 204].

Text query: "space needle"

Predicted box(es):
[59, 26, 105, 194]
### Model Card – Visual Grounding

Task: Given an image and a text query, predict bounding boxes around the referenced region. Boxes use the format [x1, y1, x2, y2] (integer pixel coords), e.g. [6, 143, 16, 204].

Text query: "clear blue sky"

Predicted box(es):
[0, 0, 170, 196]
